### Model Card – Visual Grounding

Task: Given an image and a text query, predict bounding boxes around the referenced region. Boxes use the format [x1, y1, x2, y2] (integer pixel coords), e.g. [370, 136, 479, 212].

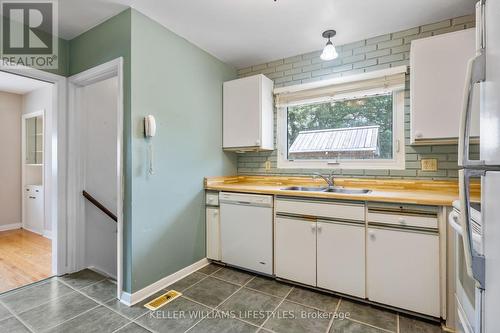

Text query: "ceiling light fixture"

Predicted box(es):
[320, 30, 339, 61]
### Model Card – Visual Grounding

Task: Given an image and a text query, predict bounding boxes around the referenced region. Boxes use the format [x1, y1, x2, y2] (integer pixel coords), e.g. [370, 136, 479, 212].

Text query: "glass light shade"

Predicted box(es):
[320, 42, 338, 61]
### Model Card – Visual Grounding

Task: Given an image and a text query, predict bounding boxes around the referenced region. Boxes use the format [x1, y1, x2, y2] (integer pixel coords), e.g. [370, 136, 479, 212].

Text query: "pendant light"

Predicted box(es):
[320, 30, 339, 61]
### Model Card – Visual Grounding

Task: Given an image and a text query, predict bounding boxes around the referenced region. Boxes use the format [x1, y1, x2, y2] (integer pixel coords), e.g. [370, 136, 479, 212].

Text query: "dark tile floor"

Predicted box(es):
[0, 264, 445, 333]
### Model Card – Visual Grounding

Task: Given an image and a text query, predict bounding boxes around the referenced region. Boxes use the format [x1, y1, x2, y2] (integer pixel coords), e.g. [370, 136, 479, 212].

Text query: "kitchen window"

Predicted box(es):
[276, 67, 406, 169]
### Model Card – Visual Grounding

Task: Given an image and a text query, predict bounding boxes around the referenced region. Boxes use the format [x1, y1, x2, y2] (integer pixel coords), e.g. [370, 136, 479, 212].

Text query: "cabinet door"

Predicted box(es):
[275, 216, 316, 286]
[206, 207, 221, 261]
[317, 221, 366, 298]
[223, 75, 261, 148]
[410, 29, 479, 142]
[367, 227, 440, 317]
[24, 187, 44, 234]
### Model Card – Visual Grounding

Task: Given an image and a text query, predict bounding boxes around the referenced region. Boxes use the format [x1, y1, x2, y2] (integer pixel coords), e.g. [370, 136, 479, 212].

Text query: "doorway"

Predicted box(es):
[0, 71, 54, 292]
[68, 59, 124, 299]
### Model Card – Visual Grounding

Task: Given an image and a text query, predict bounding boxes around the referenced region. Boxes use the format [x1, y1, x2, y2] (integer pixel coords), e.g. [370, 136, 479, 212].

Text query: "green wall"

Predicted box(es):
[46, 37, 70, 77]
[68, 9, 134, 292]
[67, 8, 236, 293]
[129, 10, 236, 292]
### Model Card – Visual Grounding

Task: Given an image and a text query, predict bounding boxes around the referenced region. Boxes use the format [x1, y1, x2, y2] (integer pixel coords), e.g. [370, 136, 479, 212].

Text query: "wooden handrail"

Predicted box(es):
[82, 190, 117, 222]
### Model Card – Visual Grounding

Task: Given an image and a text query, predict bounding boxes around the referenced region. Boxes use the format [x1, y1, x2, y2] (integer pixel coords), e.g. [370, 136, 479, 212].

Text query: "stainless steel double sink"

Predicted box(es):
[280, 186, 371, 194]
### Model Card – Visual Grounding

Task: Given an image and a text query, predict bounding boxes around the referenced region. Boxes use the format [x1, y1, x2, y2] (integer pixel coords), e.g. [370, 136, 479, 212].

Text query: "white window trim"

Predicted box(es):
[277, 89, 406, 170]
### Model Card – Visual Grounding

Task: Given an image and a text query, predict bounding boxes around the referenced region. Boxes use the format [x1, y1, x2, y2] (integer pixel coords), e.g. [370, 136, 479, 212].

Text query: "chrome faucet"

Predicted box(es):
[313, 172, 336, 188]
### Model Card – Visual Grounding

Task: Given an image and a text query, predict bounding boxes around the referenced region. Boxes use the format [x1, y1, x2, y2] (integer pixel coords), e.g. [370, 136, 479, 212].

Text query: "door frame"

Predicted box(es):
[0, 65, 67, 276]
[67, 58, 124, 300]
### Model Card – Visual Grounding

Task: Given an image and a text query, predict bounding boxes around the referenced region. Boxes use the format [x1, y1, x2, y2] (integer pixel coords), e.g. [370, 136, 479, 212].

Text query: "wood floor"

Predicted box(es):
[0, 229, 52, 293]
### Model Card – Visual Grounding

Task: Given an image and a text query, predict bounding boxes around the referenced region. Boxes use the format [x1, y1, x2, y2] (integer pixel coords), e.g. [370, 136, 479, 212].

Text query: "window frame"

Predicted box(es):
[277, 88, 406, 170]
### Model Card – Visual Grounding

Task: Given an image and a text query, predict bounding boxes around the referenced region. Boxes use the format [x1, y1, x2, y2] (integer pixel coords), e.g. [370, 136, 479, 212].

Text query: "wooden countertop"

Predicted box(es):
[205, 176, 481, 206]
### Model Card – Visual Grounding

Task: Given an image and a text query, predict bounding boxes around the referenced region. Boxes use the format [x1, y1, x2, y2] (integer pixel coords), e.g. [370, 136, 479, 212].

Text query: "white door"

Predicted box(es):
[82, 76, 118, 278]
[317, 220, 365, 298]
[367, 227, 440, 317]
[275, 216, 316, 286]
[206, 207, 220, 261]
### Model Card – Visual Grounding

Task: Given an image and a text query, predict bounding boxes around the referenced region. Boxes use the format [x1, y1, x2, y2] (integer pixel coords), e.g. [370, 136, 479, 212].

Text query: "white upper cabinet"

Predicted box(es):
[223, 74, 274, 151]
[410, 29, 480, 144]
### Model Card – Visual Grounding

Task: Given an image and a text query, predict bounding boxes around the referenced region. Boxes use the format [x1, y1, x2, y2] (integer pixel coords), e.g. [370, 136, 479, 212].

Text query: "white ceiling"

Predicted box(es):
[0, 71, 52, 94]
[59, 0, 476, 68]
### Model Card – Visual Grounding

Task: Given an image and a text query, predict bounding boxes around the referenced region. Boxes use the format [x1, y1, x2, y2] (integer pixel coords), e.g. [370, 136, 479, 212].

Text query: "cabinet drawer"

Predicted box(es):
[367, 211, 437, 229]
[276, 198, 364, 221]
[206, 192, 219, 206]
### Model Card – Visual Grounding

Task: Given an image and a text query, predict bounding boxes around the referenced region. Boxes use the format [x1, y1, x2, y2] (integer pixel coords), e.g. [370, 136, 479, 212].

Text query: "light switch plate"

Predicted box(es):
[421, 159, 438, 171]
[264, 160, 271, 171]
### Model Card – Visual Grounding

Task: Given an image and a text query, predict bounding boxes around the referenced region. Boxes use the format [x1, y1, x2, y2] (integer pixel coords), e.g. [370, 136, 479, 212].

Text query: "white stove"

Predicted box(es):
[450, 201, 483, 333]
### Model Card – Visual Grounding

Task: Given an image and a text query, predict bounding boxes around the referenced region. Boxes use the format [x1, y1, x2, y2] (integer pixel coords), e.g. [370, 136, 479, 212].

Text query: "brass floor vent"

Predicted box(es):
[144, 290, 182, 310]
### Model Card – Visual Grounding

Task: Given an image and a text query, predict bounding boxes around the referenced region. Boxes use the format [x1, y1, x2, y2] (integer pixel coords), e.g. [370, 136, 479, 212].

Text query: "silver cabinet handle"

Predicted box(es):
[459, 169, 485, 288]
[310, 224, 316, 232]
[458, 51, 485, 168]
[368, 230, 376, 240]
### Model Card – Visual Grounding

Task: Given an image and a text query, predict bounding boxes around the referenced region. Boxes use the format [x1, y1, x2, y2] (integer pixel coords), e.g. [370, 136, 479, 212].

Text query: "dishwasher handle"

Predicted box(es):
[220, 200, 272, 208]
[235, 201, 254, 205]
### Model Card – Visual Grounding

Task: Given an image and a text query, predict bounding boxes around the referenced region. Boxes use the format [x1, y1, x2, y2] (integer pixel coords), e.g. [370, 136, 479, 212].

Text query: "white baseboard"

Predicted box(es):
[43, 229, 52, 239]
[0, 223, 22, 232]
[21, 226, 43, 236]
[88, 266, 117, 280]
[119, 258, 209, 306]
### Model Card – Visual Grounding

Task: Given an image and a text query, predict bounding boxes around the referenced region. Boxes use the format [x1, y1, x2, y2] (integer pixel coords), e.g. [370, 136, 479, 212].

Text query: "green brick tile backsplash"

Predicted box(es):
[235, 15, 477, 179]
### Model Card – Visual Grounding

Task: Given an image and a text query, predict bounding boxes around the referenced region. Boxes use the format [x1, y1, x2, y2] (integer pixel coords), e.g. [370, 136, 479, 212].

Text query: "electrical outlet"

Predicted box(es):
[421, 159, 438, 172]
[264, 160, 271, 171]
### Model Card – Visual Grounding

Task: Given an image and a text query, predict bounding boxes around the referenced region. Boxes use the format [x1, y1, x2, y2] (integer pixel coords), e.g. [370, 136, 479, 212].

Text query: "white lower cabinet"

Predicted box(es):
[206, 207, 221, 261]
[275, 216, 316, 286]
[367, 227, 440, 317]
[317, 221, 366, 298]
[24, 185, 44, 234]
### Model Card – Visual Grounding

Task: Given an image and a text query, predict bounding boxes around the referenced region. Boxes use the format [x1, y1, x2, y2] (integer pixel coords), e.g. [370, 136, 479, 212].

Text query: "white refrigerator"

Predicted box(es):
[456, 1, 500, 332]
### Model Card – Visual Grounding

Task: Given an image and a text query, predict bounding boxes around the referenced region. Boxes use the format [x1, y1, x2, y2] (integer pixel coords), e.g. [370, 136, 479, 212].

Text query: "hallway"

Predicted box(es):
[0, 229, 51, 293]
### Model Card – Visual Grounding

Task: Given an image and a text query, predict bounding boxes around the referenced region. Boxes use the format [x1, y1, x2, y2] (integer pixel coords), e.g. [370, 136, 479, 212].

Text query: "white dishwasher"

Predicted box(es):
[219, 192, 273, 275]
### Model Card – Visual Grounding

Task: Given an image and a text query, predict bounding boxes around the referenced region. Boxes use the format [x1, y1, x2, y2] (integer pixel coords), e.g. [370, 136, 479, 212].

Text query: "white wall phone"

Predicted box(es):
[144, 115, 156, 137]
[144, 115, 156, 175]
